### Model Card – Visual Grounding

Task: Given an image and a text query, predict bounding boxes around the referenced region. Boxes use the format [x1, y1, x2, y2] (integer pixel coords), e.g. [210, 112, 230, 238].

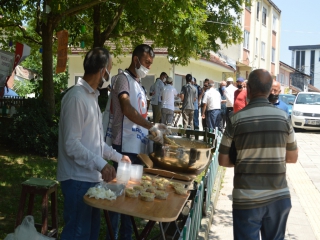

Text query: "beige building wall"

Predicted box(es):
[67, 54, 233, 91]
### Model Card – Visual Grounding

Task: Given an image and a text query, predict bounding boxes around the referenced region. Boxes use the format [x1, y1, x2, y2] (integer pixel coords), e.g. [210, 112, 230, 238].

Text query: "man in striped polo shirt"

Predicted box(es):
[218, 69, 298, 240]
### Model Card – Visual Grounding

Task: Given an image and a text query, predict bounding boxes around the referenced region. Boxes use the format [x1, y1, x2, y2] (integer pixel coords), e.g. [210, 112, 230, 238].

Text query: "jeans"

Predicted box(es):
[60, 179, 100, 240]
[206, 109, 221, 132]
[193, 109, 199, 130]
[233, 198, 291, 240]
[106, 145, 142, 240]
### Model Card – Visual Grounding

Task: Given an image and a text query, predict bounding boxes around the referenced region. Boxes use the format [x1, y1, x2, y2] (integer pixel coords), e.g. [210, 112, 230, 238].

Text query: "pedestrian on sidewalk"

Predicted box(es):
[218, 69, 298, 240]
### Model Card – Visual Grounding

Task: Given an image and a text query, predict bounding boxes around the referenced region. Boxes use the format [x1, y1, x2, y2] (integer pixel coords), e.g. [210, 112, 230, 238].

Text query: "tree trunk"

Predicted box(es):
[93, 4, 102, 48]
[42, 18, 55, 117]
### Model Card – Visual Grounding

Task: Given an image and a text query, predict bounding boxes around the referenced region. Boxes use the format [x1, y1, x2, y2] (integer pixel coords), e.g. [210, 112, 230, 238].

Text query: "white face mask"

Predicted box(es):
[98, 68, 111, 89]
[163, 78, 167, 82]
[135, 58, 149, 78]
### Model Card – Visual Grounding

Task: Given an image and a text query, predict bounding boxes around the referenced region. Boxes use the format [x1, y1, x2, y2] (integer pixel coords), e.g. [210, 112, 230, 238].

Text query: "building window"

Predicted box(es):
[243, 30, 250, 50]
[255, 38, 258, 55]
[245, 0, 251, 11]
[262, 7, 267, 25]
[311, 50, 315, 85]
[295, 50, 306, 72]
[279, 73, 284, 84]
[271, 48, 275, 63]
[256, 2, 260, 20]
[272, 15, 277, 32]
[261, 42, 265, 59]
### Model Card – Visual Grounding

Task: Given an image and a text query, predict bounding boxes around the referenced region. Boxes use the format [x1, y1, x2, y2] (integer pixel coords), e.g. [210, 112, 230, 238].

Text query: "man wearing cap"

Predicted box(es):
[224, 77, 237, 120]
[234, 77, 247, 113]
[150, 72, 168, 123]
[161, 77, 178, 125]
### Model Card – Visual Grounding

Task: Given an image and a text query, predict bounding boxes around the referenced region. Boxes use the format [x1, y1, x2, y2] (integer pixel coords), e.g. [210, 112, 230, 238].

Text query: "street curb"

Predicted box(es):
[197, 166, 226, 240]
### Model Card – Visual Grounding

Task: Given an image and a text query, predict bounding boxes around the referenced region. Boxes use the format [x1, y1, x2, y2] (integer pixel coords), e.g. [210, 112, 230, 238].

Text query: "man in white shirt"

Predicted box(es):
[201, 80, 221, 131]
[57, 47, 130, 240]
[224, 77, 237, 121]
[161, 77, 178, 125]
[150, 72, 167, 123]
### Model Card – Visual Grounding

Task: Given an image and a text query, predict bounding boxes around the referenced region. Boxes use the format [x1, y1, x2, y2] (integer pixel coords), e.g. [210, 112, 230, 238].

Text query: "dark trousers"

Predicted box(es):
[106, 145, 142, 240]
[226, 107, 233, 123]
[206, 109, 221, 131]
[233, 198, 291, 240]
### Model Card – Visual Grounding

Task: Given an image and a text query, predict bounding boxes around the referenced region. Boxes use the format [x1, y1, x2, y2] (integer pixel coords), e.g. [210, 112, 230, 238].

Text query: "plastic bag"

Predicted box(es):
[4, 215, 54, 240]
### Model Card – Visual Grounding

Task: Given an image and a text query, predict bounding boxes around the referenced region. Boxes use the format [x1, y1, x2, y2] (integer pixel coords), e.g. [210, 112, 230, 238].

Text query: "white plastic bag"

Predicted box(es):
[4, 215, 54, 240]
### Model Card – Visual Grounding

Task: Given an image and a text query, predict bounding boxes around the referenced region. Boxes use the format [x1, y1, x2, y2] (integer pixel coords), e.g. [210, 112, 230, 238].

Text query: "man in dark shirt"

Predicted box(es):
[180, 74, 197, 130]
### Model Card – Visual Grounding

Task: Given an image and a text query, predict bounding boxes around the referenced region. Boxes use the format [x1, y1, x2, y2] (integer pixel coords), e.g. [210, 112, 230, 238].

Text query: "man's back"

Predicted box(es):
[181, 84, 196, 110]
[162, 85, 177, 110]
[224, 98, 296, 209]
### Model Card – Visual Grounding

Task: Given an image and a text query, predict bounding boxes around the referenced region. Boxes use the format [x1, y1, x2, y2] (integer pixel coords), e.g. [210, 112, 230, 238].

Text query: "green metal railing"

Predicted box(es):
[179, 128, 223, 240]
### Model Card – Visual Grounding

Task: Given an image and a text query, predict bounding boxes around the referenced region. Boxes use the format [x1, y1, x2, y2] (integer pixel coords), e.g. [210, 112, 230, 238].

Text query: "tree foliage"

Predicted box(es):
[0, 0, 244, 116]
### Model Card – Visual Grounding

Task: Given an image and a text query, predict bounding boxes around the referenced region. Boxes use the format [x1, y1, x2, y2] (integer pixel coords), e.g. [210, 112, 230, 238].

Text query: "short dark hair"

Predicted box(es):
[83, 47, 110, 75]
[204, 78, 209, 82]
[248, 69, 272, 95]
[160, 72, 167, 78]
[132, 44, 155, 60]
[186, 74, 192, 82]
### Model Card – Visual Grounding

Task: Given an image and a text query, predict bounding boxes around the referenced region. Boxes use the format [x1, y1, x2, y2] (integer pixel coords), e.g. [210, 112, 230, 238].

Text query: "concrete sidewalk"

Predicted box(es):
[209, 132, 320, 240]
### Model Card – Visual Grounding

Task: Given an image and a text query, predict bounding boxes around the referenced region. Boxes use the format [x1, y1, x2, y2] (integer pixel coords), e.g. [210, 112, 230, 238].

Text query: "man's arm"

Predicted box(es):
[201, 103, 207, 118]
[286, 148, 298, 163]
[218, 153, 234, 167]
[119, 93, 153, 129]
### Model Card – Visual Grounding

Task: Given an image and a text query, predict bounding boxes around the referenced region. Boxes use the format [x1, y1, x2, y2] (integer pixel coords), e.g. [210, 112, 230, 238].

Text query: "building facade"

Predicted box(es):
[288, 44, 320, 89]
[67, 48, 235, 92]
[218, 0, 281, 79]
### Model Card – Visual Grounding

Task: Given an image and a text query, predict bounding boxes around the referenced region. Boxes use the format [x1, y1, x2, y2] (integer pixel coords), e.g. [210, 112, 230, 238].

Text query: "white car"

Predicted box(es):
[291, 92, 320, 130]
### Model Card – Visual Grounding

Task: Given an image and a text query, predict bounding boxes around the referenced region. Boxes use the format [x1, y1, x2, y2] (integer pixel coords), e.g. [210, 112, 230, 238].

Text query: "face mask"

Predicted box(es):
[163, 78, 167, 82]
[221, 86, 226, 91]
[268, 93, 279, 102]
[237, 84, 243, 89]
[98, 68, 111, 89]
[135, 58, 149, 78]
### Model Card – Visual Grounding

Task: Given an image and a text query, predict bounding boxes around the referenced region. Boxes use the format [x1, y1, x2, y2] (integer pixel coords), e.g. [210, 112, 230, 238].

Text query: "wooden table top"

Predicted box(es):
[84, 184, 190, 222]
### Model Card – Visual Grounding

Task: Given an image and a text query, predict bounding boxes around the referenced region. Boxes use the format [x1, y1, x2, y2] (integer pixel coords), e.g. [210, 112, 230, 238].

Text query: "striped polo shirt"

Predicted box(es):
[219, 97, 297, 209]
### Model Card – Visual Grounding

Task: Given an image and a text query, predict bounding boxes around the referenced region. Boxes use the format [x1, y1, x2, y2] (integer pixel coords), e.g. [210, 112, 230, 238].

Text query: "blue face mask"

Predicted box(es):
[221, 86, 226, 91]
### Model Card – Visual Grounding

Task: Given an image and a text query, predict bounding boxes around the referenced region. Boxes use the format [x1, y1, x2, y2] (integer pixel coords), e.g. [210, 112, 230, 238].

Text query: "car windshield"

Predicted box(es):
[279, 95, 295, 105]
[295, 94, 320, 105]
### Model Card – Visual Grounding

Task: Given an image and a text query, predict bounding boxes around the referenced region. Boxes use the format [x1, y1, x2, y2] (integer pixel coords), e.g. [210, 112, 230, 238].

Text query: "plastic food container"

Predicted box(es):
[130, 164, 143, 183]
[140, 192, 155, 202]
[116, 161, 131, 185]
[125, 188, 139, 198]
[155, 190, 169, 200]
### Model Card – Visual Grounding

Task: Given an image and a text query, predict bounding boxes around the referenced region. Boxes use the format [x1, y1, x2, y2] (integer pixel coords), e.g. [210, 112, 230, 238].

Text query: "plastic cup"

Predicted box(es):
[130, 164, 143, 183]
[116, 161, 131, 185]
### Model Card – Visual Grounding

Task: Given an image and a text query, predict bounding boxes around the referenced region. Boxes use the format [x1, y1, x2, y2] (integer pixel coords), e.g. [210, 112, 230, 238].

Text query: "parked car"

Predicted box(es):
[291, 92, 320, 130]
[279, 94, 296, 117]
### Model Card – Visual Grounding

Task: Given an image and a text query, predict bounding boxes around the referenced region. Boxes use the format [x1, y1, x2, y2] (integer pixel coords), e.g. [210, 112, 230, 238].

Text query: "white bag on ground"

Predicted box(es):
[4, 215, 54, 240]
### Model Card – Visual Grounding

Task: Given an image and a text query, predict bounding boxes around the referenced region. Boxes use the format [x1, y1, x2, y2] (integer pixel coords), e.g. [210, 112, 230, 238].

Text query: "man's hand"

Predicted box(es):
[101, 164, 116, 182]
[202, 113, 205, 119]
[149, 123, 171, 144]
[121, 155, 131, 163]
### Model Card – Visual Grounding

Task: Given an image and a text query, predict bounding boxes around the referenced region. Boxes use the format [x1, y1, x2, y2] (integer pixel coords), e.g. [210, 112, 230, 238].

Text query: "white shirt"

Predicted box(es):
[57, 78, 122, 182]
[150, 78, 165, 105]
[161, 84, 178, 111]
[225, 84, 237, 107]
[202, 87, 221, 110]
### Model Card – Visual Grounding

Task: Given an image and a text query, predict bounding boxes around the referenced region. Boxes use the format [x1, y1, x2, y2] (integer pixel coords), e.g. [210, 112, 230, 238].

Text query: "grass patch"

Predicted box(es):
[0, 143, 161, 239]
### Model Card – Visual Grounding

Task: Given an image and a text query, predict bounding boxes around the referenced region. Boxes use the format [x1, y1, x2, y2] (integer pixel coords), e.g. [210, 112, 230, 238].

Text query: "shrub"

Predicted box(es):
[8, 99, 59, 157]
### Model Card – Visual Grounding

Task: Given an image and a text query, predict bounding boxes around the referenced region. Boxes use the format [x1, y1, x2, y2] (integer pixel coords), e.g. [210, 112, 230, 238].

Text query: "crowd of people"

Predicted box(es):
[56, 44, 297, 240]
